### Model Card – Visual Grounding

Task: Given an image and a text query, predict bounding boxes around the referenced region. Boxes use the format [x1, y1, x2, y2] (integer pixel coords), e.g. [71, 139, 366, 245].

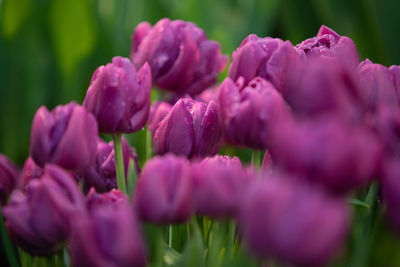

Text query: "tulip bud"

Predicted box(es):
[83, 56, 151, 134]
[85, 188, 127, 211]
[132, 18, 227, 96]
[148, 101, 172, 136]
[0, 153, 18, 204]
[69, 200, 146, 267]
[134, 155, 193, 224]
[228, 34, 300, 95]
[153, 98, 222, 158]
[30, 102, 98, 171]
[285, 57, 364, 122]
[19, 157, 43, 191]
[79, 137, 140, 193]
[296, 25, 359, 67]
[2, 164, 84, 256]
[192, 155, 252, 218]
[218, 77, 289, 149]
[270, 117, 383, 194]
[358, 59, 400, 111]
[239, 176, 349, 266]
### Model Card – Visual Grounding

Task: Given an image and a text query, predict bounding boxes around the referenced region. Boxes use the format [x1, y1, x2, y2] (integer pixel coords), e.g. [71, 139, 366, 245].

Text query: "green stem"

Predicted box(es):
[225, 221, 236, 258]
[146, 126, 153, 161]
[251, 150, 261, 168]
[0, 210, 19, 267]
[126, 158, 137, 198]
[113, 133, 127, 195]
[169, 224, 173, 248]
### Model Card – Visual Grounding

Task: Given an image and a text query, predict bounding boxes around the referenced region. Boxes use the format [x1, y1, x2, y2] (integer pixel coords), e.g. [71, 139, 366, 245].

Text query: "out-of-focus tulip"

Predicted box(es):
[85, 188, 127, 211]
[153, 98, 222, 158]
[2, 164, 84, 256]
[296, 25, 359, 67]
[228, 34, 300, 95]
[195, 86, 219, 103]
[192, 155, 252, 218]
[69, 200, 146, 267]
[218, 77, 289, 149]
[30, 102, 98, 172]
[134, 155, 193, 224]
[270, 117, 383, 194]
[0, 153, 18, 204]
[358, 59, 400, 111]
[83, 57, 151, 134]
[148, 101, 172, 136]
[80, 137, 139, 193]
[131, 18, 227, 96]
[239, 176, 349, 266]
[285, 57, 364, 122]
[18, 157, 43, 191]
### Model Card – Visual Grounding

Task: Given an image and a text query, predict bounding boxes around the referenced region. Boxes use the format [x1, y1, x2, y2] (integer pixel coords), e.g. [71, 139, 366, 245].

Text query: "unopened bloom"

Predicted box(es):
[83, 56, 151, 134]
[153, 98, 222, 158]
[239, 176, 349, 266]
[270, 117, 382, 194]
[69, 199, 146, 267]
[3, 164, 84, 256]
[148, 101, 172, 136]
[19, 157, 43, 191]
[192, 155, 252, 218]
[0, 153, 18, 204]
[228, 34, 299, 95]
[296, 25, 359, 66]
[30, 102, 98, 171]
[218, 77, 289, 149]
[132, 18, 227, 96]
[80, 137, 139, 193]
[85, 188, 127, 211]
[134, 155, 193, 224]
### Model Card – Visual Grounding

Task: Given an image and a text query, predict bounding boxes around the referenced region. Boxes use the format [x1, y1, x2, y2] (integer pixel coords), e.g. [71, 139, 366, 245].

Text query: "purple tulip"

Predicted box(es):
[218, 76, 289, 149]
[131, 18, 227, 96]
[18, 157, 43, 191]
[358, 59, 400, 111]
[228, 34, 300, 95]
[85, 188, 127, 211]
[195, 86, 219, 103]
[83, 56, 152, 134]
[148, 101, 172, 136]
[2, 164, 84, 256]
[270, 116, 383, 194]
[285, 57, 364, 122]
[239, 176, 350, 266]
[381, 159, 400, 232]
[0, 153, 18, 204]
[79, 137, 139, 193]
[192, 155, 253, 218]
[69, 198, 146, 267]
[296, 25, 359, 67]
[153, 98, 222, 158]
[134, 155, 193, 224]
[30, 102, 98, 171]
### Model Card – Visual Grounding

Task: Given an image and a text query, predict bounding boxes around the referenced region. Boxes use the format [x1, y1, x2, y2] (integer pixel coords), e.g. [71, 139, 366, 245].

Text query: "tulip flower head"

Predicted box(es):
[83, 56, 152, 134]
[0, 153, 18, 204]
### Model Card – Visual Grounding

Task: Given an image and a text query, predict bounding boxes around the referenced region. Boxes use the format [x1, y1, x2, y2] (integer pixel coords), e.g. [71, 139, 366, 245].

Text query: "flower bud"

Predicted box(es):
[192, 155, 252, 218]
[132, 18, 227, 96]
[85, 188, 127, 211]
[79, 137, 139, 193]
[69, 200, 146, 267]
[153, 98, 222, 158]
[228, 34, 300, 95]
[30, 102, 98, 171]
[148, 101, 172, 136]
[0, 153, 18, 204]
[239, 176, 349, 266]
[18, 157, 43, 191]
[2, 164, 84, 256]
[83, 56, 151, 134]
[296, 25, 359, 67]
[218, 77, 289, 149]
[134, 155, 193, 224]
[270, 117, 383, 194]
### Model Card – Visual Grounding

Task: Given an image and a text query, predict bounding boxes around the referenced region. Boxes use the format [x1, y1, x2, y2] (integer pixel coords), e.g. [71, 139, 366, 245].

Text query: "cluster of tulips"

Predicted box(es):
[1, 17, 400, 267]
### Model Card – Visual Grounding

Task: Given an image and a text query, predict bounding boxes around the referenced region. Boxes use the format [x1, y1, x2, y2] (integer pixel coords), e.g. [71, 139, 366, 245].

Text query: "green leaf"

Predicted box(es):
[48, 0, 96, 76]
[1, 0, 32, 38]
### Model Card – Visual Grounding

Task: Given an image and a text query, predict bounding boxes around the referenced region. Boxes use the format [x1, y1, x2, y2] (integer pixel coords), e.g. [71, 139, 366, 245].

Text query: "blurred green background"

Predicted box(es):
[1, 0, 400, 266]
